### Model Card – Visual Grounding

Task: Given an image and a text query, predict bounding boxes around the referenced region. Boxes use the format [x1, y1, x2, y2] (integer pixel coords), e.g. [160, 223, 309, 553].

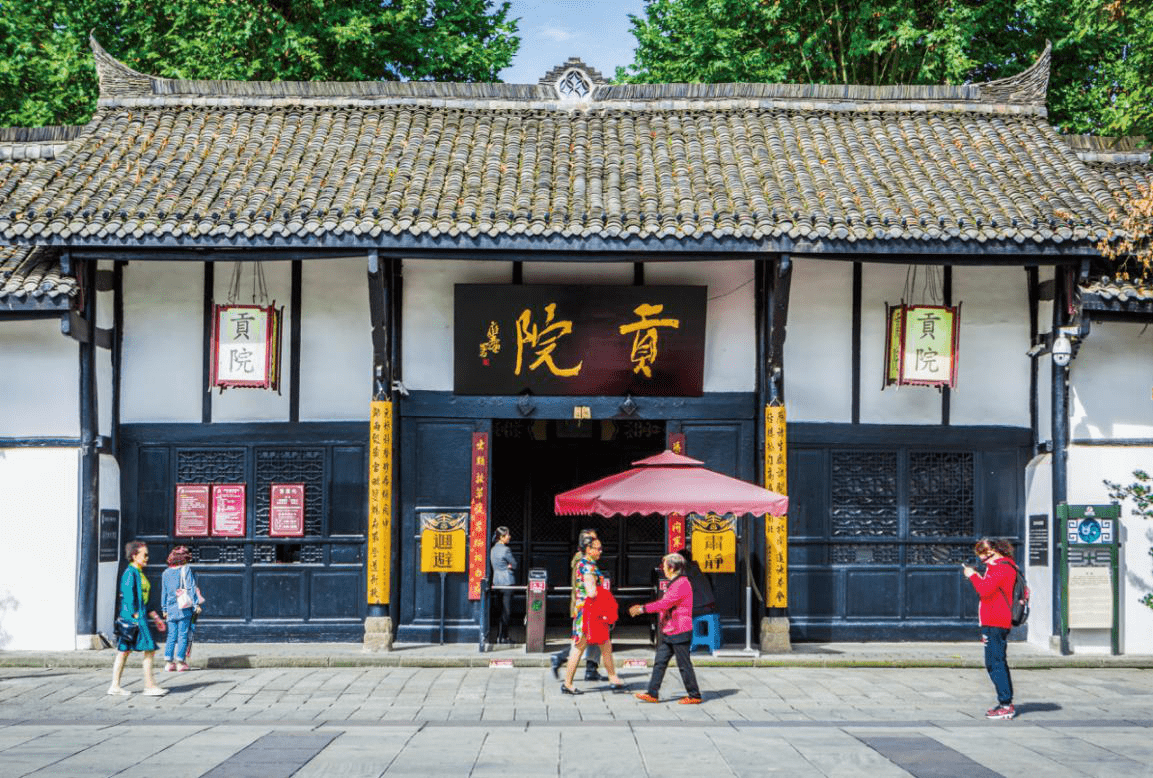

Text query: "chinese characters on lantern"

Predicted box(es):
[468, 432, 490, 600]
[454, 285, 706, 396]
[210, 304, 284, 390]
[883, 304, 961, 389]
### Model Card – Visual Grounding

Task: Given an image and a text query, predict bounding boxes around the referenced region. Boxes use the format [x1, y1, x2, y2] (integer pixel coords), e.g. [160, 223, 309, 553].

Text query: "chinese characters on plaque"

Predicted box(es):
[689, 513, 737, 573]
[367, 400, 394, 605]
[454, 285, 706, 396]
[883, 304, 961, 389]
[419, 512, 467, 573]
[269, 483, 305, 537]
[175, 483, 246, 537]
[764, 405, 788, 608]
[211, 304, 284, 390]
[468, 432, 490, 600]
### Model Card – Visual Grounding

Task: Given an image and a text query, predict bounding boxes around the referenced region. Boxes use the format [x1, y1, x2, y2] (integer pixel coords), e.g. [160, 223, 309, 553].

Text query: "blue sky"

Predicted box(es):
[498, 0, 647, 85]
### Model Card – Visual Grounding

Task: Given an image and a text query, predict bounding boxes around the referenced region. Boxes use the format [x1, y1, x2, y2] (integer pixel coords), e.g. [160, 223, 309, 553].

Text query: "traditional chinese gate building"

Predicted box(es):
[1, 42, 1150, 650]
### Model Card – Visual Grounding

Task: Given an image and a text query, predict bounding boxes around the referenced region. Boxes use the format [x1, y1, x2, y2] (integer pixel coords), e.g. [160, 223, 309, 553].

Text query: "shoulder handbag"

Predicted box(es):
[175, 565, 196, 610]
[114, 568, 142, 643]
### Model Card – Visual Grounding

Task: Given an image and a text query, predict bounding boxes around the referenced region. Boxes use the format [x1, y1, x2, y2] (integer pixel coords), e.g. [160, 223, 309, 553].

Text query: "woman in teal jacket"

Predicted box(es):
[108, 540, 169, 696]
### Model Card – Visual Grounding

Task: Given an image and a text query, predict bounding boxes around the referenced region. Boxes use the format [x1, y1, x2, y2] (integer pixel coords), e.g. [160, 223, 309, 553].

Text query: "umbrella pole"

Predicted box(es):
[715, 514, 760, 657]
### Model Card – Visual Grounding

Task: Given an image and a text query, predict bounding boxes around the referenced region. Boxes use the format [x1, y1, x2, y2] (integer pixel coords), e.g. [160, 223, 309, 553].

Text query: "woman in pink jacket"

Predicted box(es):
[629, 552, 702, 704]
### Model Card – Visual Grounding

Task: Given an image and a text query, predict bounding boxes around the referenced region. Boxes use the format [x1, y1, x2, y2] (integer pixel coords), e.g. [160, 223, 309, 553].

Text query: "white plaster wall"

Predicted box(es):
[0, 319, 78, 437]
[1036, 270, 1055, 444]
[212, 262, 293, 421]
[299, 257, 372, 420]
[1070, 320, 1153, 440]
[97, 452, 121, 642]
[0, 448, 79, 650]
[97, 261, 116, 437]
[1024, 447, 1153, 655]
[1024, 454, 1054, 650]
[949, 267, 1031, 426]
[121, 261, 203, 422]
[402, 259, 516, 390]
[859, 264, 944, 424]
[522, 262, 632, 285]
[784, 257, 853, 422]
[644, 260, 756, 392]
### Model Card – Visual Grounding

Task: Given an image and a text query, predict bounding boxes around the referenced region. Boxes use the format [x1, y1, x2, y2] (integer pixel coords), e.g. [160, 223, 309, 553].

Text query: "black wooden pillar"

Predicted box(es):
[75, 255, 100, 641]
[758, 254, 792, 650]
[365, 249, 398, 649]
[1051, 265, 1072, 654]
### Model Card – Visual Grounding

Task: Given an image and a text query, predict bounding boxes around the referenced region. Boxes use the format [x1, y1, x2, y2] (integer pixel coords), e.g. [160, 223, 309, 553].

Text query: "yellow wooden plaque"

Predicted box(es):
[367, 400, 393, 604]
[690, 513, 737, 573]
[764, 404, 788, 607]
[420, 512, 468, 573]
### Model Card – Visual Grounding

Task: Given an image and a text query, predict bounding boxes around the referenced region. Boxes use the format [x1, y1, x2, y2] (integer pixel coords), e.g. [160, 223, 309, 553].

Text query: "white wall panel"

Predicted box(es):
[950, 267, 1031, 426]
[859, 264, 942, 424]
[522, 262, 633, 285]
[300, 257, 372, 420]
[122, 261, 202, 422]
[211, 261, 292, 422]
[402, 260, 514, 390]
[0, 448, 79, 650]
[0, 320, 78, 437]
[644, 260, 755, 392]
[1070, 320, 1153, 440]
[784, 258, 853, 422]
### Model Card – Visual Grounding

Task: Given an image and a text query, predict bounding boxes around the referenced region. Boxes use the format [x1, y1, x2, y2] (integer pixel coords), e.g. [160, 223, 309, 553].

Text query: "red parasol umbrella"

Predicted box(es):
[554, 449, 787, 656]
[554, 449, 788, 517]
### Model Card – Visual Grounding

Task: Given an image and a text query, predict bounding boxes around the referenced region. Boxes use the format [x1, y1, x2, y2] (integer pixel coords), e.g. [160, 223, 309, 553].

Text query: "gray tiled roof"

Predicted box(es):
[0, 40, 1128, 250]
[0, 245, 75, 303]
[1062, 135, 1150, 203]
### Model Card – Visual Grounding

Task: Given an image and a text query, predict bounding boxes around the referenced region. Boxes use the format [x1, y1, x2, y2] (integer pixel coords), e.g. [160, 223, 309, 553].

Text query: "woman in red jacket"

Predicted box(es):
[629, 552, 702, 704]
[963, 538, 1019, 720]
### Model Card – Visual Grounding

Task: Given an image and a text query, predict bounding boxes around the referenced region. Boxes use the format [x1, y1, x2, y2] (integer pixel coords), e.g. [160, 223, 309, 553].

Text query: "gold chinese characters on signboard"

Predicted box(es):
[366, 400, 393, 605]
[420, 512, 467, 573]
[690, 513, 737, 573]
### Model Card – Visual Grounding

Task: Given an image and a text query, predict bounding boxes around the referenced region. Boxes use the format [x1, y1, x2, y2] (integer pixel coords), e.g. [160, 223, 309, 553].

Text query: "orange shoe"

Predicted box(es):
[678, 696, 703, 705]
[634, 692, 659, 703]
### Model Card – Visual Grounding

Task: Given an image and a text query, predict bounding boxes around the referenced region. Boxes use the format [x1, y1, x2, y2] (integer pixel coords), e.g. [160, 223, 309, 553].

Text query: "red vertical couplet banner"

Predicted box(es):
[468, 432, 490, 600]
[666, 432, 687, 552]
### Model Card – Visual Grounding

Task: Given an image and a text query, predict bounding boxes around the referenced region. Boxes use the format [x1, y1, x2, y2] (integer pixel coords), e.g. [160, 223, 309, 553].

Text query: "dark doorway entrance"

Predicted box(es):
[490, 419, 667, 632]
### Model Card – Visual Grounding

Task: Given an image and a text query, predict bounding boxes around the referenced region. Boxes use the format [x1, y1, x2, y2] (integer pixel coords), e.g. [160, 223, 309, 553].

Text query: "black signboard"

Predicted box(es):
[454, 285, 707, 396]
[1029, 513, 1049, 566]
[99, 509, 120, 562]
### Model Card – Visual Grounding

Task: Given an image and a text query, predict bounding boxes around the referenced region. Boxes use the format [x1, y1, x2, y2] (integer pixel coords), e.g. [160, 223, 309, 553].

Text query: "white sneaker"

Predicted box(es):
[106, 686, 131, 696]
[142, 687, 169, 696]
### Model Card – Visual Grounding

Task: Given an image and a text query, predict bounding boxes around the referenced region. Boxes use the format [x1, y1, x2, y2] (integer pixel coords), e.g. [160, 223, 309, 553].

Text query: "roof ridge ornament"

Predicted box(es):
[977, 41, 1051, 106]
[90, 35, 156, 100]
[539, 58, 606, 101]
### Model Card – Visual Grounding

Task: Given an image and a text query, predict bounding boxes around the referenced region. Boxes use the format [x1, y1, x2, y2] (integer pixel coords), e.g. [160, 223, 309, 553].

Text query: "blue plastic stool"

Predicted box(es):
[690, 613, 722, 653]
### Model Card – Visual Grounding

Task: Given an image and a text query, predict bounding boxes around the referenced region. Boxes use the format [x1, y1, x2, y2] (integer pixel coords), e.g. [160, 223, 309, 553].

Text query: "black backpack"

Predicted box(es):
[1000, 560, 1030, 627]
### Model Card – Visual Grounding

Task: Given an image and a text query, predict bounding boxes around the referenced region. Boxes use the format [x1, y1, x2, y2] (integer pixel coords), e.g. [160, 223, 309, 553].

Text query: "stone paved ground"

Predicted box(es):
[1, 665, 1151, 777]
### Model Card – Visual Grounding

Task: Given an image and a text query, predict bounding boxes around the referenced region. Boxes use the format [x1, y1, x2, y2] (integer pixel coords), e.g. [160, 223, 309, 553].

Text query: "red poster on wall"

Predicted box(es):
[468, 433, 490, 600]
[270, 483, 306, 537]
[174, 484, 210, 537]
[211, 484, 247, 537]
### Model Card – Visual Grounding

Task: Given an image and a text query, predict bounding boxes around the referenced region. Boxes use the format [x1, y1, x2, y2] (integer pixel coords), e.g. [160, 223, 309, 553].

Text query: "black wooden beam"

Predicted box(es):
[1027, 266, 1039, 456]
[1051, 265, 1073, 654]
[851, 262, 863, 424]
[289, 260, 302, 421]
[201, 263, 213, 423]
[76, 256, 100, 638]
[941, 266, 952, 426]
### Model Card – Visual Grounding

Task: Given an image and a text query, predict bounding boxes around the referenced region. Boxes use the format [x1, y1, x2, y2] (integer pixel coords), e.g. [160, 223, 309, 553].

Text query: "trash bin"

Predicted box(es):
[525, 568, 548, 653]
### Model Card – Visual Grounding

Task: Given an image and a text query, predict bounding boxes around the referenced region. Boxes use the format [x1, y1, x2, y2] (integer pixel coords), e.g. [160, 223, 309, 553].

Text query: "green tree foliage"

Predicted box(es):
[0, 0, 519, 126]
[618, 0, 1153, 138]
[1105, 470, 1153, 611]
